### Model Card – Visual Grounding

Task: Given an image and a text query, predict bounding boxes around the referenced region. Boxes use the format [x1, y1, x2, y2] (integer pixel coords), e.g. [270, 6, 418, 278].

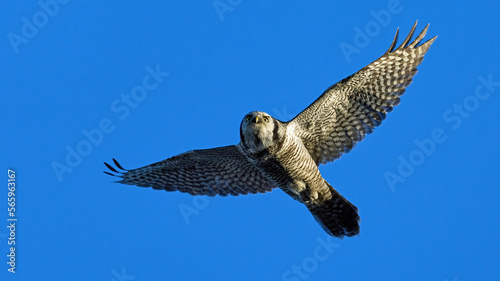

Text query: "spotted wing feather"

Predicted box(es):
[291, 21, 437, 165]
[104, 145, 276, 196]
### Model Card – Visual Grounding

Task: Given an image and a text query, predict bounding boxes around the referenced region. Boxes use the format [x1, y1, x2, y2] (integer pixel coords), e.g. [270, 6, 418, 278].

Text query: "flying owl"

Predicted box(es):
[104, 22, 436, 238]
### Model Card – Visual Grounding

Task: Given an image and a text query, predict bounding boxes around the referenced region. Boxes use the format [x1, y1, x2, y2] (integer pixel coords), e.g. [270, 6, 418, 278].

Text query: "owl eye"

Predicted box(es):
[263, 116, 270, 122]
[245, 115, 251, 122]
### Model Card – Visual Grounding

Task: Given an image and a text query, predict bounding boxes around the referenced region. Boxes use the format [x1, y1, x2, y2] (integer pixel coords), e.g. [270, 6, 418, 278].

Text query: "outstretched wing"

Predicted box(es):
[290, 21, 437, 165]
[104, 145, 276, 196]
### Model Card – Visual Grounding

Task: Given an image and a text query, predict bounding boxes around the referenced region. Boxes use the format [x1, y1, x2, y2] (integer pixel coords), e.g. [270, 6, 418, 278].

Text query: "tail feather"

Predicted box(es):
[307, 183, 360, 238]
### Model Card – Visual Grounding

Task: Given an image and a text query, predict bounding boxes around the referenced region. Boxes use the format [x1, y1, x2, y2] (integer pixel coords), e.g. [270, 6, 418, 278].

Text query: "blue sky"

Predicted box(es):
[1, 0, 499, 280]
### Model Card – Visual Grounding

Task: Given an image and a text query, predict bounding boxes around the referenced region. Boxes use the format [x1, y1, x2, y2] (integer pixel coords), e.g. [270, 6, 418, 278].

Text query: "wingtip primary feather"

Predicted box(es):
[398, 20, 418, 49]
[386, 27, 400, 54]
[104, 159, 128, 179]
[391, 21, 436, 53]
[104, 162, 119, 173]
[415, 34, 437, 56]
[408, 23, 430, 48]
[409, 20, 419, 40]
[113, 158, 127, 171]
[425, 35, 438, 46]
[387, 21, 433, 53]
[103, 170, 124, 183]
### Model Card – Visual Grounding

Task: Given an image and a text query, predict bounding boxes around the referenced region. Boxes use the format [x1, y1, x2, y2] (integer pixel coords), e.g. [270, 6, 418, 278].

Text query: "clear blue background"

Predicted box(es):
[1, 0, 499, 280]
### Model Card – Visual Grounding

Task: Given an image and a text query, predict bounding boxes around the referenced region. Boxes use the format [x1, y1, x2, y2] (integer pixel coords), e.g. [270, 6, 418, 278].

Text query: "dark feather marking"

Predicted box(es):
[252, 148, 269, 159]
[103, 171, 117, 177]
[104, 162, 119, 173]
[113, 158, 126, 170]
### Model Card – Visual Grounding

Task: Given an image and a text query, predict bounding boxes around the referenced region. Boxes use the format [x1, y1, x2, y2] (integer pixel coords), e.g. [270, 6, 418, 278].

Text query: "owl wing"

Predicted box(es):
[290, 22, 436, 165]
[104, 145, 276, 196]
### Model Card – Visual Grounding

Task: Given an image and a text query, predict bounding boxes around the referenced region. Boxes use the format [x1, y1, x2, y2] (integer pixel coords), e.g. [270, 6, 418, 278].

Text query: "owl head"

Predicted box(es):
[240, 111, 282, 155]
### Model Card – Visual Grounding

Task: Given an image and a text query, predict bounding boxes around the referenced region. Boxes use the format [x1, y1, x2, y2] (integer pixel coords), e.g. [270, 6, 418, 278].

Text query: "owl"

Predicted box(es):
[105, 22, 436, 238]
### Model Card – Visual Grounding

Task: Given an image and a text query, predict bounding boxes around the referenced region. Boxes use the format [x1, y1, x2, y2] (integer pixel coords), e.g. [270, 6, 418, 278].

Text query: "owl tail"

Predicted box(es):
[307, 182, 360, 238]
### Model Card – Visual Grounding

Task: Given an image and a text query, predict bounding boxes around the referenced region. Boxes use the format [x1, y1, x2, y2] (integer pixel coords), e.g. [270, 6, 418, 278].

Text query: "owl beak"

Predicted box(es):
[253, 116, 262, 124]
